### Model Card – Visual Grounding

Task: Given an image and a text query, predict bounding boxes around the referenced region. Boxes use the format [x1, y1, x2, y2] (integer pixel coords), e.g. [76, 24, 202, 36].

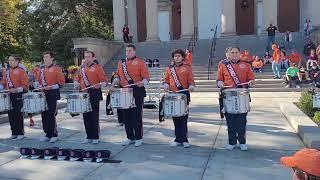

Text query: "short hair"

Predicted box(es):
[126, 44, 136, 50]
[9, 54, 22, 62]
[171, 49, 186, 58]
[225, 47, 241, 53]
[84, 51, 95, 57]
[43, 51, 54, 58]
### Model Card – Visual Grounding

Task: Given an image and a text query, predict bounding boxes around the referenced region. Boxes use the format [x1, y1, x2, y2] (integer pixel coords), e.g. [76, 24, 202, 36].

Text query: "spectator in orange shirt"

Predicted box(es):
[0, 54, 29, 140]
[252, 56, 264, 73]
[272, 44, 281, 79]
[288, 50, 302, 67]
[185, 49, 193, 65]
[280, 148, 320, 180]
[240, 50, 254, 63]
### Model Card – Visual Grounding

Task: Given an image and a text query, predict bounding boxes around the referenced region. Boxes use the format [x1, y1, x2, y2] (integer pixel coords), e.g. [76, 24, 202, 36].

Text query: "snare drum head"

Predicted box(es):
[165, 93, 187, 100]
[23, 92, 44, 98]
[0, 93, 8, 98]
[68, 93, 89, 99]
[223, 88, 249, 96]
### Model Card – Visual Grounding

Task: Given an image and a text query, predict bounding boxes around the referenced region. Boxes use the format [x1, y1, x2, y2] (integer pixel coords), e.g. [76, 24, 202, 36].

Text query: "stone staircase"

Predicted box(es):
[103, 33, 308, 92]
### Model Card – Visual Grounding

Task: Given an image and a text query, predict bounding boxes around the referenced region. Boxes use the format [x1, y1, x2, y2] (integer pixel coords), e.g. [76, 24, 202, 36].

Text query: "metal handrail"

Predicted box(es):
[208, 25, 218, 80]
[187, 27, 198, 52]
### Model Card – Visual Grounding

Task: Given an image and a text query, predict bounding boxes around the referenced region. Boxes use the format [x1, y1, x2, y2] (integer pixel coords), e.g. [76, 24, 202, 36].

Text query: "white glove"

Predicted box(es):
[74, 81, 80, 89]
[16, 87, 24, 93]
[248, 80, 255, 87]
[217, 81, 224, 88]
[163, 83, 169, 92]
[51, 84, 59, 90]
[100, 82, 107, 88]
[33, 81, 40, 88]
[188, 85, 195, 92]
[142, 79, 149, 87]
[0, 84, 3, 90]
[112, 78, 120, 86]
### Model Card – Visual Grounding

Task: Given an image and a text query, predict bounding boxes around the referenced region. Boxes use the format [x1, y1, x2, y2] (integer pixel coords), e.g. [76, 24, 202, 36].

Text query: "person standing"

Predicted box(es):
[272, 44, 281, 79]
[163, 49, 195, 148]
[122, 24, 130, 43]
[185, 49, 193, 65]
[113, 44, 150, 147]
[0, 55, 29, 140]
[266, 24, 278, 52]
[304, 19, 312, 37]
[285, 63, 300, 88]
[74, 51, 108, 144]
[34, 51, 65, 143]
[285, 30, 293, 50]
[216, 47, 255, 151]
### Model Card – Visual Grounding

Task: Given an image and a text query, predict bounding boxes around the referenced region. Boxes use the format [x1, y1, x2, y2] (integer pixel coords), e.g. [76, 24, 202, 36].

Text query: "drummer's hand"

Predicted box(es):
[73, 81, 80, 89]
[248, 80, 255, 87]
[44, 86, 52, 90]
[217, 81, 224, 88]
[188, 85, 195, 92]
[112, 78, 120, 87]
[93, 83, 101, 89]
[136, 81, 144, 87]
[163, 83, 169, 92]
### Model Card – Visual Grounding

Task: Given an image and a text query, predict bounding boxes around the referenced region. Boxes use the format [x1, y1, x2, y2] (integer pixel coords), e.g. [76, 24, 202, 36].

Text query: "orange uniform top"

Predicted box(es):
[1, 67, 29, 90]
[252, 60, 264, 68]
[273, 48, 280, 62]
[164, 62, 195, 92]
[217, 60, 255, 87]
[288, 53, 302, 64]
[74, 63, 108, 89]
[186, 52, 193, 65]
[35, 64, 65, 87]
[116, 57, 150, 87]
[240, 52, 254, 63]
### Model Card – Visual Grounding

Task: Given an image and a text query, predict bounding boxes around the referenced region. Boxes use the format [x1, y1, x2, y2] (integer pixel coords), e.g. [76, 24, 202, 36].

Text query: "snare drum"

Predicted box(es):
[0, 93, 11, 112]
[22, 92, 47, 113]
[313, 93, 320, 108]
[222, 88, 250, 114]
[110, 88, 135, 109]
[66, 93, 92, 114]
[163, 93, 188, 118]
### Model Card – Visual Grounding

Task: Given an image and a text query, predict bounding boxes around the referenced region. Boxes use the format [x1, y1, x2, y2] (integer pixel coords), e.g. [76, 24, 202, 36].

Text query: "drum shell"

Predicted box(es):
[0, 93, 12, 112]
[22, 92, 47, 114]
[66, 93, 92, 114]
[110, 88, 135, 109]
[163, 93, 188, 118]
[222, 88, 250, 114]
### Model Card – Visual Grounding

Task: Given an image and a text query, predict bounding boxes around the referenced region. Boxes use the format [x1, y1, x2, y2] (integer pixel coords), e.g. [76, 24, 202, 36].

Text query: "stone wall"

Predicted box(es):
[72, 38, 123, 66]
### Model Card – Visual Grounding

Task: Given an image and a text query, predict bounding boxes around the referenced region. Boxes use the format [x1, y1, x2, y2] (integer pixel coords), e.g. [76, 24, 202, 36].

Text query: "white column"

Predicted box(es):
[127, 0, 138, 42]
[221, 0, 236, 35]
[113, 0, 126, 41]
[146, 0, 160, 41]
[263, 0, 277, 28]
[181, 0, 195, 38]
[257, 0, 264, 35]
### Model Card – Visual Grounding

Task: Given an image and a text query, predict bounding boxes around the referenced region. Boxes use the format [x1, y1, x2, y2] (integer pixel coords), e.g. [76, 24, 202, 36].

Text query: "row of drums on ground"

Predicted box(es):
[0, 88, 252, 117]
[0, 88, 188, 117]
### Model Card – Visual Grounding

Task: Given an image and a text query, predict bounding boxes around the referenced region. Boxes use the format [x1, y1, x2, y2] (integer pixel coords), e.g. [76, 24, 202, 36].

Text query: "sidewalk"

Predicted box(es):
[0, 92, 304, 180]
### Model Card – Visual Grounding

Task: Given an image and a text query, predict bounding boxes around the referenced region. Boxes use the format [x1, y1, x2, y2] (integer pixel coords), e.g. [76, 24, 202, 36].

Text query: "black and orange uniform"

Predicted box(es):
[164, 62, 195, 143]
[216, 59, 255, 146]
[74, 63, 108, 140]
[35, 64, 65, 138]
[116, 57, 150, 141]
[1, 66, 29, 136]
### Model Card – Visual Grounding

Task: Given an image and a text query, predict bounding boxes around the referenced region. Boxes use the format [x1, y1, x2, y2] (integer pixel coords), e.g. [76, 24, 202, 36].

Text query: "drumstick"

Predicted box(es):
[124, 83, 138, 88]
[81, 83, 102, 91]
[223, 82, 252, 88]
[168, 89, 189, 93]
[33, 85, 55, 92]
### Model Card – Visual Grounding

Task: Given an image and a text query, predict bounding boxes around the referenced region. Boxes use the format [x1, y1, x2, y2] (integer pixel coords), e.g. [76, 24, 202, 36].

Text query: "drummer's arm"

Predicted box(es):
[140, 61, 150, 86]
[216, 63, 224, 88]
[18, 70, 29, 92]
[188, 67, 195, 91]
[163, 68, 170, 91]
[247, 66, 255, 87]
[97, 66, 108, 87]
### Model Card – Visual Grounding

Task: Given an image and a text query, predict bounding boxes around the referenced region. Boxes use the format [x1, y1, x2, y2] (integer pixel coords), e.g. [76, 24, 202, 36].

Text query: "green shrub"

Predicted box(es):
[297, 90, 316, 118]
[314, 111, 320, 124]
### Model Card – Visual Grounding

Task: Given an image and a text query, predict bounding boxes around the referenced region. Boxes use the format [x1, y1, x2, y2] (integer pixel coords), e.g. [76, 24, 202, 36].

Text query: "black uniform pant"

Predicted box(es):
[83, 95, 100, 139]
[117, 109, 125, 124]
[119, 97, 144, 140]
[8, 93, 24, 135]
[173, 114, 189, 143]
[225, 113, 247, 145]
[41, 91, 59, 138]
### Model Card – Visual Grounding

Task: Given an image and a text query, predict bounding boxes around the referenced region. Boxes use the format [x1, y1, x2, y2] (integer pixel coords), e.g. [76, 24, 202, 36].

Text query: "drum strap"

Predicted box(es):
[5, 69, 14, 88]
[81, 65, 91, 87]
[40, 67, 48, 86]
[121, 59, 134, 85]
[169, 66, 184, 91]
[223, 59, 242, 87]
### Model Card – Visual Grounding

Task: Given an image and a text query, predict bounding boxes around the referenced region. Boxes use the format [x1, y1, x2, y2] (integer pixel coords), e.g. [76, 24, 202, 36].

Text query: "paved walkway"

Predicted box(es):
[0, 92, 304, 180]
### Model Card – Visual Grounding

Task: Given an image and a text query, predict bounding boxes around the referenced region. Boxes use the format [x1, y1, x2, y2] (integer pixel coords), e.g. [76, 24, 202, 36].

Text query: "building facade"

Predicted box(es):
[113, 0, 320, 42]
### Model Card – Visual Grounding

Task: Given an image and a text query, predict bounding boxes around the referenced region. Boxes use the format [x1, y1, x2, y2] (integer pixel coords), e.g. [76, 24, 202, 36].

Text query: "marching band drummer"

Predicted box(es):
[216, 47, 255, 151]
[163, 49, 195, 148]
[74, 51, 108, 144]
[34, 51, 65, 143]
[0, 54, 29, 140]
[112, 44, 150, 147]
